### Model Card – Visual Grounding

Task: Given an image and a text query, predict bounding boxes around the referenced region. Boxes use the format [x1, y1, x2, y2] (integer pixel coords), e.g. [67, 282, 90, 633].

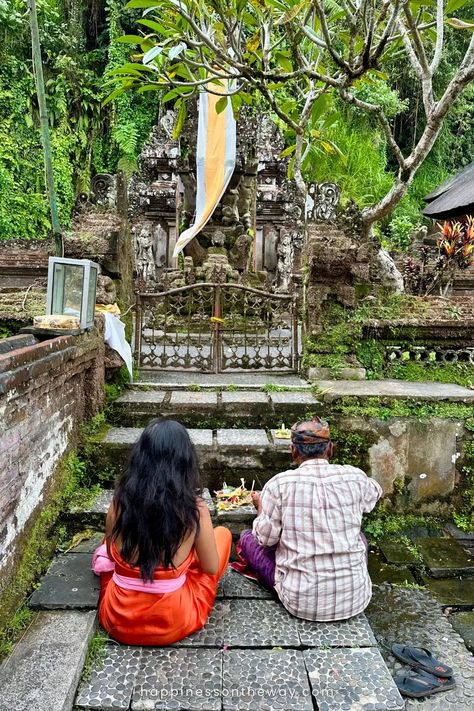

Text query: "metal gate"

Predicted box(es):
[134, 282, 298, 373]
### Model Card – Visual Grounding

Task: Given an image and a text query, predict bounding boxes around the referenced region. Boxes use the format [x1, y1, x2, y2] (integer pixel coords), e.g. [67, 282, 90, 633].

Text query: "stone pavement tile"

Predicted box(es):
[421, 575, 474, 607]
[188, 429, 214, 447]
[221, 568, 273, 599]
[104, 427, 142, 445]
[29, 553, 100, 610]
[175, 600, 227, 647]
[170, 391, 218, 406]
[89, 489, 113, 515]
[222, 649, 312, 711]
[379, 538, 419, 565]
[368, 551, 416, 586]
[115, 390, 166, 405]
[176, 599, 299, 647]
[221, 391, 269, 404]
[106, 427, 215, 448]
[270, 430, 292, 448]
[304, 647, 405, 711]
[217, 429, 269, 446]
[75, 645, 143, 710]
[367, 584, 474, 710]
[412, 537, 474, 578]
[131, 648, 222, 711]
[297, 614, 376, 648]
[449, 611, 474, 654]
[0, 610, 96, 711]
[269, 392, 316, 405]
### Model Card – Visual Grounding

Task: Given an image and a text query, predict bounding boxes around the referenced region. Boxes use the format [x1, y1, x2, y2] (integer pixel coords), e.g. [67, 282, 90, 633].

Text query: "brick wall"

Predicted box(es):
[0, 330, 105, 595]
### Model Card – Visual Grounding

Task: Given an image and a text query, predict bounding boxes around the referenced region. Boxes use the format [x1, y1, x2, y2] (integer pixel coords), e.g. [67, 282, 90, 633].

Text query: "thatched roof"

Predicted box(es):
[423, 161, 474, 220]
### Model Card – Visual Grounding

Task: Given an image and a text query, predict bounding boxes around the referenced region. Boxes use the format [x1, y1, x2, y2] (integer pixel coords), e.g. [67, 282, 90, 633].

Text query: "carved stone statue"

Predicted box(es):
[153, 223, 168, 268]
[136, 226, 156, 282]
[264, 227, 279, 272]
[276, 228, 293, 292]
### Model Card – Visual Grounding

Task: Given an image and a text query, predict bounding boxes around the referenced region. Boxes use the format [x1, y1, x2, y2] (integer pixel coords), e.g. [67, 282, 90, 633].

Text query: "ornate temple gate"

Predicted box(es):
[134, 282, 298, 373]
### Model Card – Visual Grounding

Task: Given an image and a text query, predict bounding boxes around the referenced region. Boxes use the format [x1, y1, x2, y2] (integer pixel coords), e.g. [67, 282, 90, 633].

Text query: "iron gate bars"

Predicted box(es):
[134, 282, 298, 373]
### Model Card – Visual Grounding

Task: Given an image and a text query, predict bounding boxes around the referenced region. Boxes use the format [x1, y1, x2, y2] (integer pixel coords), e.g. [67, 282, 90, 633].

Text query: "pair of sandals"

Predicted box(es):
[392, 644, 455, 698]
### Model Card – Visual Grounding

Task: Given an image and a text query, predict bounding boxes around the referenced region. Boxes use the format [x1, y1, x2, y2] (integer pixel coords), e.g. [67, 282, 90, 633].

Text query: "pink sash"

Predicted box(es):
[112, 571, 186, 593]
[92, 543, 187, 593]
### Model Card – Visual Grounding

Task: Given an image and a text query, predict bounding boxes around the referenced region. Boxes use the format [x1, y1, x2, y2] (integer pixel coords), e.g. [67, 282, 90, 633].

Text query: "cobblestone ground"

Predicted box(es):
[75, 570, 409, 711]
[367, 584, 474, 710]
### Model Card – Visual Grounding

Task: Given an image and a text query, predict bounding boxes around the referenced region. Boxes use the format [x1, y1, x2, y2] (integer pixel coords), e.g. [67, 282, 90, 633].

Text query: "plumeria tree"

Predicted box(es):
[110, 0, 474, 285]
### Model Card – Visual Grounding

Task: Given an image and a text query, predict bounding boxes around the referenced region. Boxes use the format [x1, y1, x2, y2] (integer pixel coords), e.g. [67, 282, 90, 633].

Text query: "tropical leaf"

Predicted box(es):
[143, 45, 163, 63]
[116, 35, 144, 44]
[279, 144, 296, 158]
[446, 17, 474, 29]
[215, 96, 228, 113]
[276, 0, 310, 25]
[173, 101, 187, 139]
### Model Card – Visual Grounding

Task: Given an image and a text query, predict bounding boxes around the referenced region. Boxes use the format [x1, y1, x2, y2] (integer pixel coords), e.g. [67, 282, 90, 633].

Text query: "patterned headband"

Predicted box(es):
[291, 417, 331, 444]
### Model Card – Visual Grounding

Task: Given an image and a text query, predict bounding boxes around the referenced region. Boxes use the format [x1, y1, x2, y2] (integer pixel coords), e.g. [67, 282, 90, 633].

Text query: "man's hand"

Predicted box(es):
[251, 491, 262, 514]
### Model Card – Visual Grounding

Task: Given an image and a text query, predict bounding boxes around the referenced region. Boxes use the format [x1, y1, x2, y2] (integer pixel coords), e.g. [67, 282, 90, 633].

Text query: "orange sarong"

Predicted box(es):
[98, 526, 232, 646]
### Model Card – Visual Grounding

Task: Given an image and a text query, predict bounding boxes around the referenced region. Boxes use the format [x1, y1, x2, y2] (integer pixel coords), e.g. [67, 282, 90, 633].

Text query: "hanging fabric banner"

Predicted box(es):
[173, 82, 236, 257]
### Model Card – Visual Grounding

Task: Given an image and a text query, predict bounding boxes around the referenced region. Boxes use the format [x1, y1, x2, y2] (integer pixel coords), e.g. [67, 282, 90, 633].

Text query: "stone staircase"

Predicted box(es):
[4, 376, 474, 711]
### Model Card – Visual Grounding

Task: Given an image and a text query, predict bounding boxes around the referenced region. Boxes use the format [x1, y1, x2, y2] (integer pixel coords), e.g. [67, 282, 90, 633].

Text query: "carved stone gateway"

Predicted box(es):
[128, 109, 306, 291]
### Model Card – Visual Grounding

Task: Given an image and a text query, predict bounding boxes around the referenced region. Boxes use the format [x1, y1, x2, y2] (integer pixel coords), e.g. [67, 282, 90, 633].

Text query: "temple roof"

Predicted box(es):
[423, 161, 474, 220]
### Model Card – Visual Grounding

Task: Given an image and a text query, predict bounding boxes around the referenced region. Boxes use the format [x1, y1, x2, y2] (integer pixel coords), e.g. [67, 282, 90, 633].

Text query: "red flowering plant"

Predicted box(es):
[405, 217, 474, 295]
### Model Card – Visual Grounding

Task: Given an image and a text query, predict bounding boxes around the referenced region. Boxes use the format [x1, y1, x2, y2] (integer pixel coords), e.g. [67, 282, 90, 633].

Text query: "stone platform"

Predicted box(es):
[75, 569, 405, 711]
[110, 389, 317, 428]
[95, 427, 296, 489]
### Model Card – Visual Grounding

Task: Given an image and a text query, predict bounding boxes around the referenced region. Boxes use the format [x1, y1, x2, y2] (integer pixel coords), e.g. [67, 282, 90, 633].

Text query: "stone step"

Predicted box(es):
[110, 388, 317, 428]
[93, 427, 294, 489]
[70, 488, 257, 538]
[0, 609, 96, 711]
[75, 568, 404, 711]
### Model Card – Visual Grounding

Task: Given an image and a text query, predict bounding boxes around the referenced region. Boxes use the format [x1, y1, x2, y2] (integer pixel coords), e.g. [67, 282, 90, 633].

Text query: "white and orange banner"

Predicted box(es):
[173, 83, 236, 257]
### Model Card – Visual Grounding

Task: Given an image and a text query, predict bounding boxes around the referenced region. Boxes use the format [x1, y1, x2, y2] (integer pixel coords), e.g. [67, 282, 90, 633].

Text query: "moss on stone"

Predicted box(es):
[0, 450, 93, 662]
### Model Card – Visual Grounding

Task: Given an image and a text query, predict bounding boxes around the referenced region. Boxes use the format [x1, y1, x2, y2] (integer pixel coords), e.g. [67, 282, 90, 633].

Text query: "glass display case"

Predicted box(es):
[46, 257, 98, 329]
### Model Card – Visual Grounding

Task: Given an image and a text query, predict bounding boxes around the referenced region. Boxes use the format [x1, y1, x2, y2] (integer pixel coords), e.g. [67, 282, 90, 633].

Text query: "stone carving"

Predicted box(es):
[264, 227, 279, 272]
[230, 230, 252, 272]
[153, 223, 168, 268]
[135, 225, 156, 282]
[211, 230, 226, 248]
[307, 182, 341, 221]
[129, 104, 305, 289]
[96, 275, 117, 305]
[276, 228, 293, 292]
[91, 174, 116, 208]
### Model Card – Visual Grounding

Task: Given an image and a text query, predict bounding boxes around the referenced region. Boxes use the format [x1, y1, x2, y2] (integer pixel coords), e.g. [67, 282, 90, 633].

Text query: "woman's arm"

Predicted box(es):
[105, 499, 117, 557]
[193, 499, 219, 575]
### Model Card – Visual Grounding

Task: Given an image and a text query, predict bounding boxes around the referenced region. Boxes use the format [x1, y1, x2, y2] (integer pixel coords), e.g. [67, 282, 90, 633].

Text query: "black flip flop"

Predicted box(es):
[391, 644, 453, 677]
[394, 669, 456, 698]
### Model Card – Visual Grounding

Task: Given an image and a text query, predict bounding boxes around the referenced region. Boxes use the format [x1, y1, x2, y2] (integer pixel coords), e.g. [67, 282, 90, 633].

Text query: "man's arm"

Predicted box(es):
[252, 484, 281, 547]
[362, 476, 383, 513]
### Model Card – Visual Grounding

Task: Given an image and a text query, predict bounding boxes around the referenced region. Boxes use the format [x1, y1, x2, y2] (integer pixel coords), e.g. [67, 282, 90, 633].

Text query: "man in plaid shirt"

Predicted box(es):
[236, 417, 382, 622]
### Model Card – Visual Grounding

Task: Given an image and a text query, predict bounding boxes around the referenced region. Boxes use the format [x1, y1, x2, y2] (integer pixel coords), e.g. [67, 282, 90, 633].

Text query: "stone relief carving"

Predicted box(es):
[306, 182, 341, 221]
[276, 228, 293, 292]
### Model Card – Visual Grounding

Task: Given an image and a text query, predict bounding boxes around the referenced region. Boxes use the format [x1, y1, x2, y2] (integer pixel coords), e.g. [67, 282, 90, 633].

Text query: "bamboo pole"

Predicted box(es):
[27, 0, 63, 256]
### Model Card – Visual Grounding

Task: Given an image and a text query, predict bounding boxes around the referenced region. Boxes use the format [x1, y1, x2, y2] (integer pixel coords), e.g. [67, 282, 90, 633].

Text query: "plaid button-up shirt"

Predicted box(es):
[252, 459, 382, 622]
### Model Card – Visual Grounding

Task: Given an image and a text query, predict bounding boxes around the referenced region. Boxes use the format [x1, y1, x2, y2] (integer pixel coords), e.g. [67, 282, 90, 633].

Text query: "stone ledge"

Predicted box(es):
[315, 378, 474, 402]
[0, 610, 96, 711]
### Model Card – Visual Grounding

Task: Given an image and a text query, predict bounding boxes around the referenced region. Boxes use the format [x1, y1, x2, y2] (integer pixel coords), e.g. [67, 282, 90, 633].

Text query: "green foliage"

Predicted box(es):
[0, 0, 159, 240]
[81, 631, 109, 681]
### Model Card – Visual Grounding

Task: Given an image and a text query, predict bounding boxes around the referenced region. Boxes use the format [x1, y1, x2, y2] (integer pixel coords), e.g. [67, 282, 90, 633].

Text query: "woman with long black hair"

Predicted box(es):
[92, 419, 232, 645]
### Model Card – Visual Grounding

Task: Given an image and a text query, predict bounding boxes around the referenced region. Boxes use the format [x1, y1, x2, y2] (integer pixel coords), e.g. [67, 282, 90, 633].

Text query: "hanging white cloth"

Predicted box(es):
[102, 312, 133, 383]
